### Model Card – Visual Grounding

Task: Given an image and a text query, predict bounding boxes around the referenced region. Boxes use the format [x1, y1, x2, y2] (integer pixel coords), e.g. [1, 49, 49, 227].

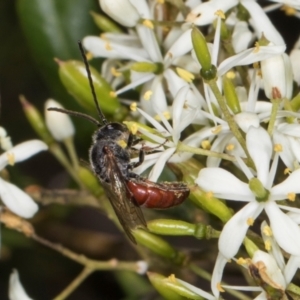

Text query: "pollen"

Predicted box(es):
[143, 90, 153, 100]
[247, 218, 254, 226]
[253, 42, 260, 53]
[111, 67, 122, 77]
[226, 71, 235, 79]
[85, 52, 93, 61]
[264, 239, 272, 251]
[217, 282, 225, 292]
[201, 140, 211, 150]
[142, 19, 154, 29]
[284, 168, 291, 175]
[226, 143, 235, 151]
[130, 102, 137, 112]
[176, 67, 195, 83]
[262, 224, 272, 236]
[211, 125, 222, 134]
[274, 144, 283, 152]
[118, 140, 127, 149]
[129, 123, 138, 135]
[105, 42, 112, 51]
[215, 10, 225, 19]
[287, 192, 296, 201]
[6, 152, 15, 166]
[110, 91, 116, 98]
[281, 5, 296, 16]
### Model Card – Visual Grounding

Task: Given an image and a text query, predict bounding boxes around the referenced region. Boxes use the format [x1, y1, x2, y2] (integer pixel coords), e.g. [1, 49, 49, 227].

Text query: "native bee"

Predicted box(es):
[48, 42, 189, 243]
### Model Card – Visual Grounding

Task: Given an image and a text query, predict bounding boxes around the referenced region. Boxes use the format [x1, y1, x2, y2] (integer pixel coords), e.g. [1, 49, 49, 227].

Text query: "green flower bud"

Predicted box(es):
[176, 159, 233, 223]
[148, 273, 204, 300]
[90, 11, 122, 33]
[223, 75, 241, 114]
[56, 59, 125, 117]
[244, 237, 259, 258]
[249, 178, 269, 202]
[290, 93, 300, 112]
[78, 166, 104, 197]
[133, 229, 186, 265]
[131, 62, 163, 74]
[20, 95, 54, 145]
[237, 3, 250, 21]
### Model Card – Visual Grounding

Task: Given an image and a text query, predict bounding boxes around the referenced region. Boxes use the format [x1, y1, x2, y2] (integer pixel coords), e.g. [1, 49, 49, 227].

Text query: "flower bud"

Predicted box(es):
[9, 270, 33, 300]
[148, 272, 203, 300]
[261, 52, 293, 100]
[223, 75, 241, 114]
[99, 0, 140, 27]
[131, 62, 162, 74]
[45, 99, 75, 141]
[133, 229, 186, 265]
[191, 27, 217, 81]
[20, 95, 54, 145]
[56, 59, 124, 117]
[90, 11, 122, 33]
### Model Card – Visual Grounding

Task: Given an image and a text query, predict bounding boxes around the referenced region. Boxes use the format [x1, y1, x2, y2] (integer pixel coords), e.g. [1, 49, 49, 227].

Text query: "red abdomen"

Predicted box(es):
[126, 179, 189, 209]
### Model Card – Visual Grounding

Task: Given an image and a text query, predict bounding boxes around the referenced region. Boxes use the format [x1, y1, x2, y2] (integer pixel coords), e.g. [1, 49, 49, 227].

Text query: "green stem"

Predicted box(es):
[208, 80, 254, 169]
[63, 136, 80, 171]
[267, 99, 282, 136]
[177, 142, 236, 162]
[53, 267, 93, 300]
[49, 143, 83, 187]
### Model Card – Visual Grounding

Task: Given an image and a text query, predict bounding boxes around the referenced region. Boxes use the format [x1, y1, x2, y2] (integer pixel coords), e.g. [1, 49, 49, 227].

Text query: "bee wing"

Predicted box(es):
[102, 151, 147, 244]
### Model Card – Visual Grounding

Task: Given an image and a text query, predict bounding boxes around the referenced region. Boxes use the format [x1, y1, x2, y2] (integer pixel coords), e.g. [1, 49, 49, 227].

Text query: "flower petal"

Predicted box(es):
[218, 201, 263, 258]
[211, 252, 227, 298]
[246, 127, 272, 186]
[196, 168, 253, 201]
[0, 178, 38, 218]
[9, 270, 33, 300]
[265, 201, 300, 256]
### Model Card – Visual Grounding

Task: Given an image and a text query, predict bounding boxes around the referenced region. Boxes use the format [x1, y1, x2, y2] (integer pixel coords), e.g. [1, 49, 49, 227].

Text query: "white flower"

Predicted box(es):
[45, 99, 75, 141]
[0, 140, 47, 218]
[99, 0, 140, 27]
[261, 52, 293, 99]
[196, 126, 300, 259]
[0, 126, 13, 151]
[9, 270, 33, 300]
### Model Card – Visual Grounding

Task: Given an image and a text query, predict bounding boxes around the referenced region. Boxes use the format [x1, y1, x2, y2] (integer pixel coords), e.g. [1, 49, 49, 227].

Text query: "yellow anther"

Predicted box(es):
[217, 282, 225, 292]
[128, 123, 138, 135]
[7, 152, 15, 166]
[236, 257, 247, 265]
[176, 67, 195, 83]
[264, 240, 272, 251]
[254, 42, 260, 53]
[130, 102, 137, 112]
[142, 19, 154, 29]
[201, 140, 211, 150]
[111, 67, 122, 77]
[226, 71, 235, 79]
[154, 111, 171, 121]
[281, 5, 296, 16]
[262, 225, 272, 237]
[211, 125, 222, 134]
[206, 191, 214, 199]
[274, 144, 283, 152]
[157, 0, 164, 4]
[143, 90, 153, 100]
[247, 218, 254, 226]
[215, 10, 225, 19]
[109, 91, 116, 98]
[168, 274, 177, 283]
[85, 52, 93, 61]
[105, 42, 112, 51]
[284, 168, 291, 175]
[287, 192, 296, 201]
[226, 143, 235, 151]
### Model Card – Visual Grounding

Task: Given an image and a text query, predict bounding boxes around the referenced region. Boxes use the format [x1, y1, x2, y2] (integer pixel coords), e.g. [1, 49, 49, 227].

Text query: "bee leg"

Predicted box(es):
[127, 133, 142, 148]
[129, 149, 145, 170]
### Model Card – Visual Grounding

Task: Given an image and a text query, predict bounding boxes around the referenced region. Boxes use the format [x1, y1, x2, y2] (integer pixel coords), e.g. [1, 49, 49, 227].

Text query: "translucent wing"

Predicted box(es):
[101, 147, 147, 243]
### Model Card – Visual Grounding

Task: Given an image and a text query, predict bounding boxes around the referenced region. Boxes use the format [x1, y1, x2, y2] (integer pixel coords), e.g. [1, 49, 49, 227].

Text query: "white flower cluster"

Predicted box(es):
[60, 0, 300, 299]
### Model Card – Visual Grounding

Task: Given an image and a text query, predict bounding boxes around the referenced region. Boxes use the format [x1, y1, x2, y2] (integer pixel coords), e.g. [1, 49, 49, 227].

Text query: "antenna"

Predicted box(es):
[78, 41, 108, 125]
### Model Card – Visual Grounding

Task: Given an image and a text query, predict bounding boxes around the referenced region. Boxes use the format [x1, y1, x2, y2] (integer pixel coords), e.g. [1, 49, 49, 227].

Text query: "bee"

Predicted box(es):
[48, 42, 189, 243]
